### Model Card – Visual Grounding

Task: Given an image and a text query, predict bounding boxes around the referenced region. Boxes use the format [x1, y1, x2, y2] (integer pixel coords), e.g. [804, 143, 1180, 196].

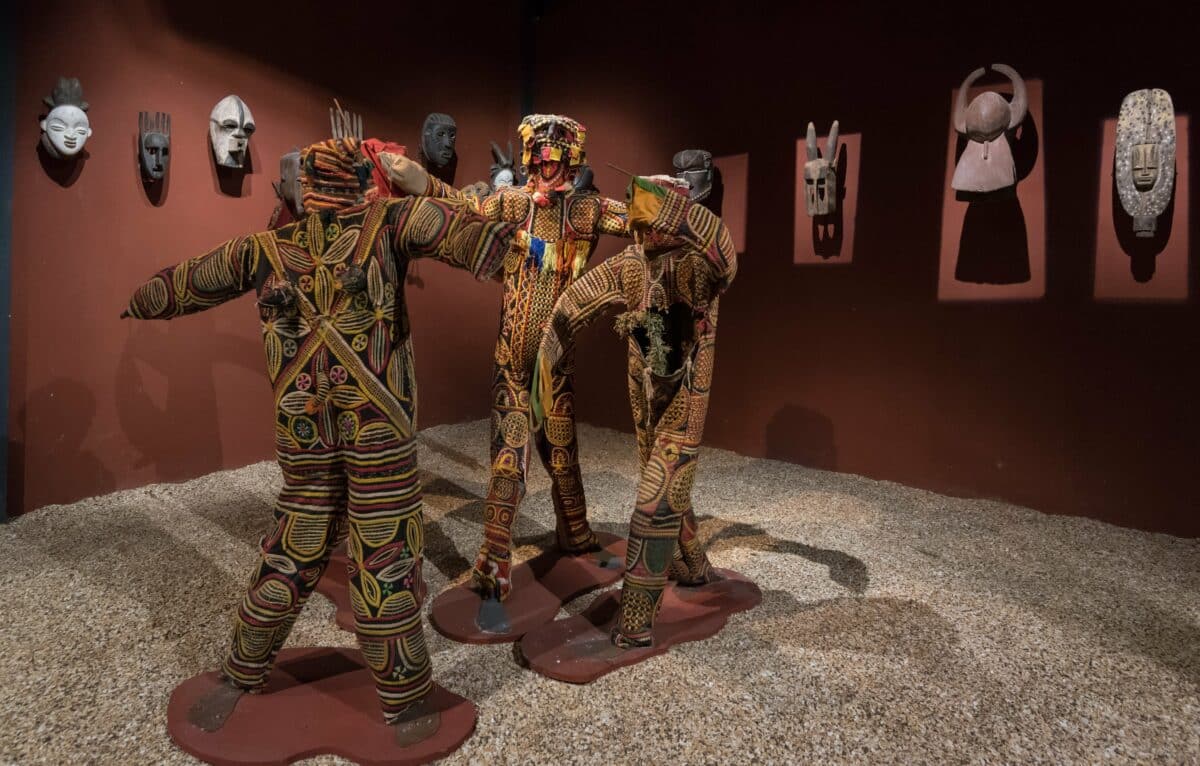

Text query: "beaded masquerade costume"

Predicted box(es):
[534, 176, 736, 648]
[414, 114, 630, 599]
[123, 137, 527, 723]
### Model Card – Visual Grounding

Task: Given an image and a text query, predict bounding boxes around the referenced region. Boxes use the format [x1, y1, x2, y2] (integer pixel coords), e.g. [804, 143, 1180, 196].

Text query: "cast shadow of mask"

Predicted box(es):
[209, 132, 253, 197]
[404, 258, 425, 289]
[706, 166, 725, 217]
[37, 141, 86, 188]
[1112, 163, 1175, 283]
[953, 113, 1039, 285]
[812, 145, 849, 259]
[426, 154, 457, 186]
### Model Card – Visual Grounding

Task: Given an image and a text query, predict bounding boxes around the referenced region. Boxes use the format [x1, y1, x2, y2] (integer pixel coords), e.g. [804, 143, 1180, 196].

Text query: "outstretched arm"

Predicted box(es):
[596, 196, 630, 237]
[629, 180, 736, 293]
[377, 150, 501, 214]
[531, 250, 635, 425]
[423, 176, 508, 224]
[123, 236, 261, 319]
[388, 197, 527, 282]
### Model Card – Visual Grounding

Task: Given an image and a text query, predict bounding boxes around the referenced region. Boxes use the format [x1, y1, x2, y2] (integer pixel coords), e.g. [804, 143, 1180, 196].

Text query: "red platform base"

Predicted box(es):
[430, 532, 627, 644]
[167, 647, 476, 766]
[314, 547, 355, 632]
[517, 569, 762, 684]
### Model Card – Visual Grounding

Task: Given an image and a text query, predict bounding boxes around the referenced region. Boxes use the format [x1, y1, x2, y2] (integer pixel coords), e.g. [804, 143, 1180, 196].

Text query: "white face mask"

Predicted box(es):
[493, 168, 515, 188]
[209, 95, 256, 168]
[40, 105, 92, 158]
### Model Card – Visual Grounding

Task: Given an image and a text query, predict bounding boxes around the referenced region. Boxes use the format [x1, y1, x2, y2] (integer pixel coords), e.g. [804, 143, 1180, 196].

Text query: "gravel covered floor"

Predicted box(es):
[1, 419, 1198, 765]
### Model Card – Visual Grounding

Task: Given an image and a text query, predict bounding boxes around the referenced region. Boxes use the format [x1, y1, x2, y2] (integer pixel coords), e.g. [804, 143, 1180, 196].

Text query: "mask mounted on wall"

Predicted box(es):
[40, 77, 92, 159]
[138, 111, 171, 182]
[209, 95, 255, 168]
[1115, 88, 1176, 238]
[951, 64, 1028, 194]
[672, 149, 714, 204]
[420, 113, 457, 169]
[802, 122, 840, 216]
[276, 150, 303, 216]
[489, 140, 527, 190]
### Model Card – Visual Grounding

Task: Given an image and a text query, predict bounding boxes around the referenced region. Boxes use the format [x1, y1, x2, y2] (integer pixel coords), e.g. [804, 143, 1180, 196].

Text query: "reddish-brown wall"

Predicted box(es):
[538, 2, 1200, 536]
[11, 1, 1200, 537]
[9, 0, 519, 513]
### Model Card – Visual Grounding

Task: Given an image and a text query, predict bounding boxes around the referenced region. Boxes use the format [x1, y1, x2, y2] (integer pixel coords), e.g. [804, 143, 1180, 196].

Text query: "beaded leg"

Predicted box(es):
[472, 366, 531, 600]
[533, 368, 597, 553]
[668, 507, 715, 585]
[612, 436, 699, 649]
[222, 465, 345, 690]
[344, 436, 431, 724]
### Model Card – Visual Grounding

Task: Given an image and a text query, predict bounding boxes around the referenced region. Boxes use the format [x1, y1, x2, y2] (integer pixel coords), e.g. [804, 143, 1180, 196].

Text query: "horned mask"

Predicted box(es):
[951, 64, 1028, 194]
[803, 122, 840, 216]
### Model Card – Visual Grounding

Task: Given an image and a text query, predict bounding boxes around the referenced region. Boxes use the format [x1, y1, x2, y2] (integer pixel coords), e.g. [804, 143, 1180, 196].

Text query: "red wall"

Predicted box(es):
[9, 0, 519, 513]
[11, 1, 1200, 537]
[538, 2, 1200, 537]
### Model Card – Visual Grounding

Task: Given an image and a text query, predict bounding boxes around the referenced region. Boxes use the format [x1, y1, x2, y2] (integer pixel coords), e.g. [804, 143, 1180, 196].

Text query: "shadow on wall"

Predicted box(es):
[9, 379, 116, 512]
[953, 112, 1040, 285]
[764, 404, 837, 471]
[155, 1, 508, 110]
[1112, 164, 1175, 283]
[812, 144, 849, 259]
[115, 321, 262, 484]
[36, 143, 86, 188]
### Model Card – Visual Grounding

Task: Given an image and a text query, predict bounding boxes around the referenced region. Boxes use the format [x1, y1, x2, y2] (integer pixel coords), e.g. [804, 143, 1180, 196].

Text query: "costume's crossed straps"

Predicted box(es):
[254, 206, 415, 437]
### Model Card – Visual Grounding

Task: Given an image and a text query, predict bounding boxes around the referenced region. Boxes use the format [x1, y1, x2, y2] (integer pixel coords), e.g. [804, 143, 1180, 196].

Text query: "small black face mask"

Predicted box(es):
[420, 113, 457, 168]
[139, 111, 171, 181]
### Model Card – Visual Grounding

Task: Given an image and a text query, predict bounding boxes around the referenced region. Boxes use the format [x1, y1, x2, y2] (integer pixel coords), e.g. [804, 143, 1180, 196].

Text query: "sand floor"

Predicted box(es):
[1, 419, 1197, 765]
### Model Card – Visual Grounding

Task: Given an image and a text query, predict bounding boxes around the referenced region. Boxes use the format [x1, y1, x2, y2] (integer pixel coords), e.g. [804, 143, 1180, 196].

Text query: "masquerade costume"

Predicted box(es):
[123, 137, 528, 722]
[534, 177, 736, 647]
[421, 115, 630, 599]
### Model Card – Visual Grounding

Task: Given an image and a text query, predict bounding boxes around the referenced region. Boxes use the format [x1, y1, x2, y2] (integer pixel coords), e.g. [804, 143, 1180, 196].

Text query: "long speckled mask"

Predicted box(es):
[1115, 88, 1176, 237]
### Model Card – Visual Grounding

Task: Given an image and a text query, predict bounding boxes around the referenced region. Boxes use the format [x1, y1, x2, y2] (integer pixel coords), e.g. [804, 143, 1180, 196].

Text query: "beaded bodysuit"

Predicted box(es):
[422, 113, 630, 599]
[535, 181, 736, 646]
[125, 194, 521, 721]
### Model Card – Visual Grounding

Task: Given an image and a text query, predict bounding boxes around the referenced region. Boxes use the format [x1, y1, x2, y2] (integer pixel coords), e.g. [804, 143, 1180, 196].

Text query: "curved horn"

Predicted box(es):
[806, 122, 818, 161]
[992, 63, 1027, 130]
[954, 66, 987, 134]
[825, 120, 840, 160]
[490, 140, 505, 163]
